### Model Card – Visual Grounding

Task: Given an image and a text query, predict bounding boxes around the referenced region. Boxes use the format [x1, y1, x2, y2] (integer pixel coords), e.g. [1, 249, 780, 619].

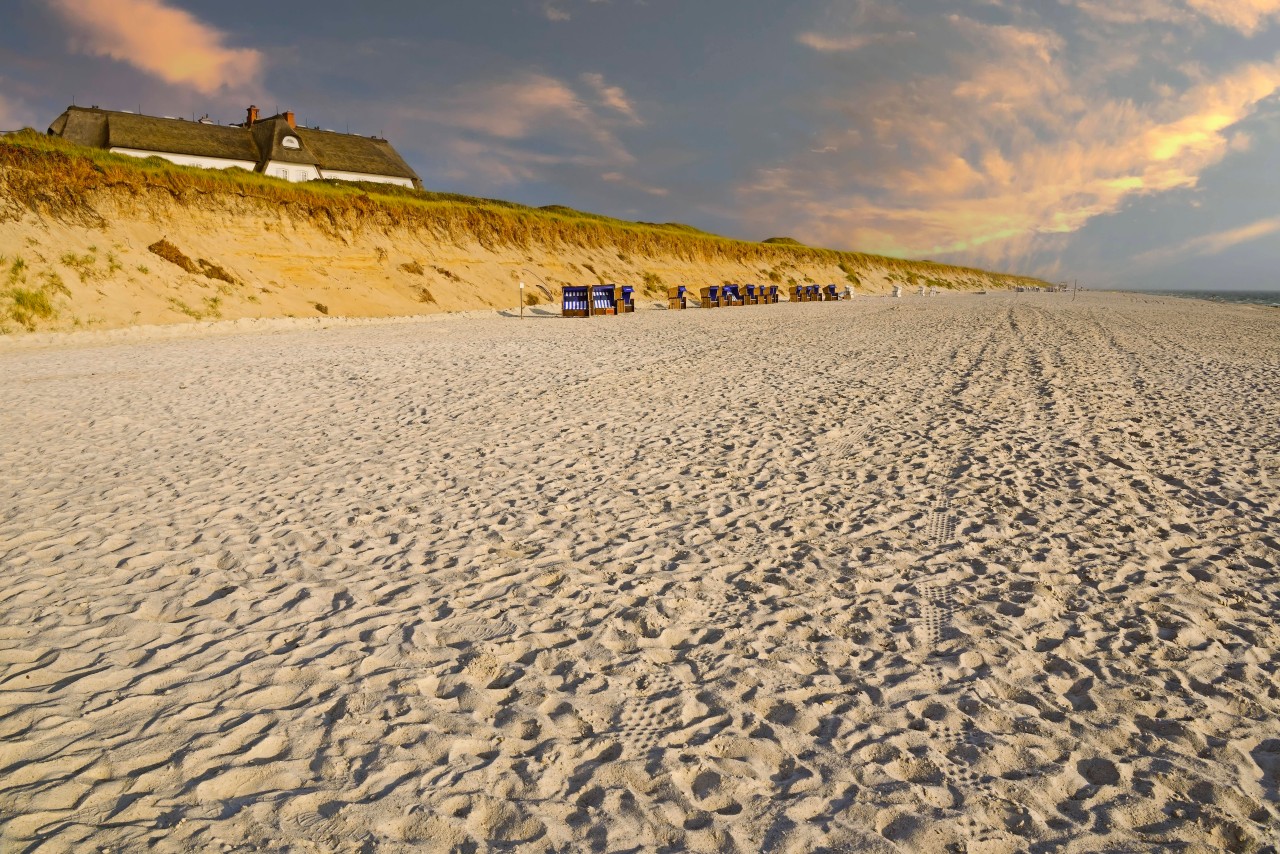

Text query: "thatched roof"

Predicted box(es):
[107, 112, 261, 161]
[50, 109, 110, 149]
[295, 128, 418, 181]
[46, 106, 419, 184]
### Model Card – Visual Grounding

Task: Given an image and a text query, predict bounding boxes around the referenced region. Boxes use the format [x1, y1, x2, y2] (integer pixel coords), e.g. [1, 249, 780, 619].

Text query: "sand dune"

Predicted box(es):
[0, 292, 1277, 852]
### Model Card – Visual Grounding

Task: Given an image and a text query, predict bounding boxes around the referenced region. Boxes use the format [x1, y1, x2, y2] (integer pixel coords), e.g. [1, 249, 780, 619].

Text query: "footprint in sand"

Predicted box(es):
[613, 670, 686, 757]
[433, 618, 516, 648]
[926, 495, 960, 545]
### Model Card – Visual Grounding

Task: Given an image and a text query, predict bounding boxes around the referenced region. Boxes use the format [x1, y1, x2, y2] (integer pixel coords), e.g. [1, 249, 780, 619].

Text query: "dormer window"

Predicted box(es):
[282, 136, 300, 150]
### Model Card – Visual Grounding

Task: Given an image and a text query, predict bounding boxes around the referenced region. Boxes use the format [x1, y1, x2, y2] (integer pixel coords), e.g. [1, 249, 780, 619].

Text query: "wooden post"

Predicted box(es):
[519, 281, 524, 319]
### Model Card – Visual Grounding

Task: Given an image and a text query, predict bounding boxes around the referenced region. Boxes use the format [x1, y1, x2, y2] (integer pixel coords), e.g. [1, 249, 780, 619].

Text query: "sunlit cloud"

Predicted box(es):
[1064, 0, 1280, 34]
[47, 0, 262, 95]
[739, 12, 1280, 270]
[796, 31, 914, 51]
[407, 72, 639, 187]
[1134, 215, 1280, 265]
[1185, 0, 1280, 34]
[580, 73, 642, 124]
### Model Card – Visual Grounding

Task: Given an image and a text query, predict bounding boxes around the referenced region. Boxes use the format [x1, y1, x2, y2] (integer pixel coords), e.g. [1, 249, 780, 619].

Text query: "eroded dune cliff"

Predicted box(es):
[0, 133, 1048, 333]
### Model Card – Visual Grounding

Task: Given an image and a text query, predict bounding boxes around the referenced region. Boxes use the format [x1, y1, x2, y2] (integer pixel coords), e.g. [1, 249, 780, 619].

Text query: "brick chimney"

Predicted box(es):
[284, 110, 296, 129]
[246, 104, 259, 126]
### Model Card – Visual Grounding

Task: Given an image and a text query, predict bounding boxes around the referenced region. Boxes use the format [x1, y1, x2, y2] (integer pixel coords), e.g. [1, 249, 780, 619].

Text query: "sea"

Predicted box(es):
[1136, 290, 1280, 308]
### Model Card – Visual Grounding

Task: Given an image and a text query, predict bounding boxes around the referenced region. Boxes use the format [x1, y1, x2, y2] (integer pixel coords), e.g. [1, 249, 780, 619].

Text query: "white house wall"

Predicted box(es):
[318, 169, 414, 188]
[105, 148, 412, 188]
[109, 148, 256, 172]
[263, 161, 322, 183]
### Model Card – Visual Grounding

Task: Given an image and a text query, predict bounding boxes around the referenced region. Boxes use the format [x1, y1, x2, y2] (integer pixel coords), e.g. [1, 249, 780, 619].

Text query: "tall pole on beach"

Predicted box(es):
[519, 281, 525, 319]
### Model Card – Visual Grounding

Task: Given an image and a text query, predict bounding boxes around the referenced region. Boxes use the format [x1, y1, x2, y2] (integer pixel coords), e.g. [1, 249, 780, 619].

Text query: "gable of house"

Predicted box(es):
[294, 128, 418, 182]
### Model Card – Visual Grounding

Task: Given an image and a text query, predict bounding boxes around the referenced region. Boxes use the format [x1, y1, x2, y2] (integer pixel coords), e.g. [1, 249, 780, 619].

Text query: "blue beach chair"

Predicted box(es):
[562, 286, 590, 317]
[591, 284, 618, 316]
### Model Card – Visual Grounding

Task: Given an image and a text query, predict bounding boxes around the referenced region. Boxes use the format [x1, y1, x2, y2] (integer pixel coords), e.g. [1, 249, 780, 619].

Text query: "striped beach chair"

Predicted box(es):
[723, 284, 744, 306]
[619, 285, 636, 313]
[591, 284, 617, 316]
[744, 284, 760, 305]
[562, 286, 590, 317]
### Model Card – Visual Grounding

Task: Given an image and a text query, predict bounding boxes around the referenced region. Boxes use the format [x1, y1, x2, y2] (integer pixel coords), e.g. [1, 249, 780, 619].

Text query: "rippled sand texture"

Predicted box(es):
[2, 292, 1278, 853]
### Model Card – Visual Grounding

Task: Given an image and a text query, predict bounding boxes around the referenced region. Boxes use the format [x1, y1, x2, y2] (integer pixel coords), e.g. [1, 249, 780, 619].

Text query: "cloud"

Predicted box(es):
[1185, 0, 1280, 34]
[540, 0, 608, 22]
[796, 30, 915, 52]
[580, 73, 642, 124]
[541, 2, 571, 21]
[46, 0, 262, 95]
[417, 73, 632, 160]
[407, 72, 641, 188]
[1134, 215, 1280, 264]
[741, 14, 1280, 269]
[1063, 0, 1280, 34]
[601, 171, 669, 196]
[0, 91, 38, 131]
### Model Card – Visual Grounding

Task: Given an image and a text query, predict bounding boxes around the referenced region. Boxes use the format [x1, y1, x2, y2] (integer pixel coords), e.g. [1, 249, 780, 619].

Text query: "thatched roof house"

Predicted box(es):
[47, 105, 420, 189]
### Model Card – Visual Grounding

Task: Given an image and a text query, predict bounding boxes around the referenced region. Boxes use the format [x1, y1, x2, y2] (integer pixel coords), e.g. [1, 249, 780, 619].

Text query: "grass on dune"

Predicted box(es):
[0, 130, 1049, 289]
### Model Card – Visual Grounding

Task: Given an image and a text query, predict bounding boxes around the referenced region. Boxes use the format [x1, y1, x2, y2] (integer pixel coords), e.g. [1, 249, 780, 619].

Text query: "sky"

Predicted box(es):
[2, 0, 1280, 290]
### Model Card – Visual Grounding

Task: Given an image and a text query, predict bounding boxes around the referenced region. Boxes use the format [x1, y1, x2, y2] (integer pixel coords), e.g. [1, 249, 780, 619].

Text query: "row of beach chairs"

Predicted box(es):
[563, 283, 843, 315]
[561, 285, 636, 317]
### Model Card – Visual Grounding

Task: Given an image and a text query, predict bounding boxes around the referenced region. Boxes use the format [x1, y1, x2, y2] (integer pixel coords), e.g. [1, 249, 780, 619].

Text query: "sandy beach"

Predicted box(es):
[1, 291, 1277, 852]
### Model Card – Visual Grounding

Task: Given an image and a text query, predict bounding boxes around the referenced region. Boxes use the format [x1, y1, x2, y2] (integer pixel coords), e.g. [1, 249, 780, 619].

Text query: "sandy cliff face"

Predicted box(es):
[0, 153, 1034, 333]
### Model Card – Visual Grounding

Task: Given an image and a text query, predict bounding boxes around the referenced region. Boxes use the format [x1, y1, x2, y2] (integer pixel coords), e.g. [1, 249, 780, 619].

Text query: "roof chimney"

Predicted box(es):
[284, 110, 296, 129]
[246, 104, 259, 126]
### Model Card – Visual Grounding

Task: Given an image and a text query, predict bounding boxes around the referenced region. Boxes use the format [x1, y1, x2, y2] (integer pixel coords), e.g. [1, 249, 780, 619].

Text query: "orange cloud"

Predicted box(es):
[796, 31, 915, 52]
[1134, 215, 1280, 264]
[740, 15, 1280, 270]
[48, 0, 262, 95]
[1065, 0, 1280, 34]
[580, 73, 642, 124]
[1185, 0, 1280, 34]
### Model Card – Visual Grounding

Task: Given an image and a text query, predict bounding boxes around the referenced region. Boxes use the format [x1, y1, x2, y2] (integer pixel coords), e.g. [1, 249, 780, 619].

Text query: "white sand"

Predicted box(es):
[1, 292, 1277, 852]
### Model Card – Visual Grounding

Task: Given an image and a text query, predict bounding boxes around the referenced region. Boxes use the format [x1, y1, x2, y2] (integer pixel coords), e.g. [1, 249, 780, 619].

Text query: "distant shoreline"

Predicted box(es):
[1116, 289, 1280, 308]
